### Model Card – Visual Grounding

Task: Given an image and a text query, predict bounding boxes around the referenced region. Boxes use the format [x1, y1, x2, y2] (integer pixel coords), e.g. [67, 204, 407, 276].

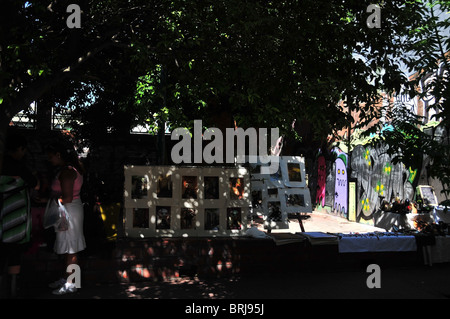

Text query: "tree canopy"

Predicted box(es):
[0, 0, 432, 168]
[370, 1, 450, 194]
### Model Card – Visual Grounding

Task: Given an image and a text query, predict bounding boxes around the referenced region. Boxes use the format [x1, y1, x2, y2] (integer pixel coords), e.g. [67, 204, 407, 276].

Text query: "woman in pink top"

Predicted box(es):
[46, 142, 86, 295]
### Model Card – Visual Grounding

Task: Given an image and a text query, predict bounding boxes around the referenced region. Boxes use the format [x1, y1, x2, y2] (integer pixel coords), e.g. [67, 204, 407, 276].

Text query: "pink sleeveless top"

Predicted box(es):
[51, 166, 83, 200]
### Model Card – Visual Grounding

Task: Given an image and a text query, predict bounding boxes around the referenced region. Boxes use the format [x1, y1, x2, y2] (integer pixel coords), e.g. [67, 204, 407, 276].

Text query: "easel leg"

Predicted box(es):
[297, 214, 305, 232]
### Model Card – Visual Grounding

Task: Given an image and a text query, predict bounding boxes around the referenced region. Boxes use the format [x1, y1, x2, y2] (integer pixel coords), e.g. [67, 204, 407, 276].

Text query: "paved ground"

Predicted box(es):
[8, 211, 450, 301]
[17, 262, 450, 299]
[273, 211, 387, 234]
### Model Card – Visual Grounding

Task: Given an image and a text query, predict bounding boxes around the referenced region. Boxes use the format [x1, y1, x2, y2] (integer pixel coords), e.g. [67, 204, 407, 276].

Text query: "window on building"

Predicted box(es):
[130, 121, 171, 135]
[52, 106, 74, 130]
[9, 102, 37, 129]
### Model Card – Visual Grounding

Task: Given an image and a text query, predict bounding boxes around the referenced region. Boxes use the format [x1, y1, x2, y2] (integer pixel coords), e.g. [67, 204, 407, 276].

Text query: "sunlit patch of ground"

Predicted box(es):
[121, 276, 238, 299]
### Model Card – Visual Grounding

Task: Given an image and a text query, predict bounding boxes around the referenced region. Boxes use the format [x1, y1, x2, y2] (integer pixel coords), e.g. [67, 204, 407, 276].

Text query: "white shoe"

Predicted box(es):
[49, 278, 66, 289]
[52, 282, 77, 295]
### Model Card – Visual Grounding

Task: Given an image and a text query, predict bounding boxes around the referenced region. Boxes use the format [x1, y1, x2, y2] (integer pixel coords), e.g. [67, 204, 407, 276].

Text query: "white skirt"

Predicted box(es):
[54, 199, 86, 254]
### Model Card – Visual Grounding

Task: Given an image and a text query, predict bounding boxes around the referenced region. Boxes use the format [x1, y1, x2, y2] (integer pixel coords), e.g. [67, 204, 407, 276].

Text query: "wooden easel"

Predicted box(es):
[266, 212, 306, 233]
[296, 213, 306, 232]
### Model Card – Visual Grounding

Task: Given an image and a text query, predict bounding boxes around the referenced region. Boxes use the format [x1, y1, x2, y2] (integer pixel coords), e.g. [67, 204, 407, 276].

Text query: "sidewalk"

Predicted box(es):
[11, 211, 450, 299]
[271, 211, 386, 234]
[18, 262, 450, 299]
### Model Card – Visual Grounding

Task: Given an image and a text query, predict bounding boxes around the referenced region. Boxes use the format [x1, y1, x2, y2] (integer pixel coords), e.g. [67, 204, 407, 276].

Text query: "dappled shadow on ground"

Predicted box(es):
[24, 276, 240, 299]
[17, 263, 450, 299]
[116, 276, 238, 299]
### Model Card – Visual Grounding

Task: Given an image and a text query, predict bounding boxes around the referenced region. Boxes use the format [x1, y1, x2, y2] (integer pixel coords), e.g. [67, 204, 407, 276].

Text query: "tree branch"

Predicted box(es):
[5, 40, 118, 120]
[430, 6, 450, 72]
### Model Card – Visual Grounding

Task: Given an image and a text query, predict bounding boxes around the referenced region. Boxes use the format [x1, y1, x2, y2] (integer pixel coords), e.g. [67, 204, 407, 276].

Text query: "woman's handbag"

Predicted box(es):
[44, 198, 70, 231]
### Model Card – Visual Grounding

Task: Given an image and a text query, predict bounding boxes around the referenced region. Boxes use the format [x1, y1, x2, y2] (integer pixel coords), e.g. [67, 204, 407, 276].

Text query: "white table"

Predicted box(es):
[338, 233, 417, 253]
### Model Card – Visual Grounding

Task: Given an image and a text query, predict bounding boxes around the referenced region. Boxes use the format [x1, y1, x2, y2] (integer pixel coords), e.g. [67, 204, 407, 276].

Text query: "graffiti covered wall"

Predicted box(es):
[316, 148, 348, 218]
[315, 155, 326, 208]
[315, 144, 418, 225]
[350, 144, 416, 223]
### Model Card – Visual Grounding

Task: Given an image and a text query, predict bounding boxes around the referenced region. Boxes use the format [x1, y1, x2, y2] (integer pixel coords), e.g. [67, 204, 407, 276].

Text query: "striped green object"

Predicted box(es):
[0, 176, 31, 244]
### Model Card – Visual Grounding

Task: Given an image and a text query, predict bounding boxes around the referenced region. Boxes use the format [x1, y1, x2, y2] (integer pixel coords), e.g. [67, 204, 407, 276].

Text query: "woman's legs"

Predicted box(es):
[65, 253, 78, 283]
[52, 199, 85, 294]
[52, 253, 78, 295]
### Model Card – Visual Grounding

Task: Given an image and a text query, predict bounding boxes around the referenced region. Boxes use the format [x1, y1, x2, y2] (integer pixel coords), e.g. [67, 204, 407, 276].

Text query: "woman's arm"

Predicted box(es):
[59, 167, 77, 204]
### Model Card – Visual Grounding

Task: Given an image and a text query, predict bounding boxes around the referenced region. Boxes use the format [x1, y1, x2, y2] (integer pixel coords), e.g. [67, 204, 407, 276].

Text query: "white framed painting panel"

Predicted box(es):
[176, 167, 201, 205]
[124, 165, 151, 206]
[225, 206, 248, 234]
[281, 188, 312, 213]
[201, 207, 224, 235]
[244, 155, 280, 183]
[226, 167, 251, 205]
[250, 180, 267, 216]
[124, 165, 251, 237]
[265, 164, 285, 188]
[152, 204, 176, 236]
[201, 167, 228, 206]
[149, 165, 179, 202]
[146, 166, 180, 209]
[177, 201, 201, 237]
[245, 155, 267, 181]
[262, 196, 289, 230]
[280, 156, 306, 188]
[124, 206, 151, 238]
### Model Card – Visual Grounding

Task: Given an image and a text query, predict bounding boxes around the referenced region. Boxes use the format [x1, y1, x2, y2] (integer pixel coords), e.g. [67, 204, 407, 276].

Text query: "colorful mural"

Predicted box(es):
[350, 144, 416, 223]
[333, 150, 348, 218]
[315, 144, 417, 225]
[315, 155, 326, 208]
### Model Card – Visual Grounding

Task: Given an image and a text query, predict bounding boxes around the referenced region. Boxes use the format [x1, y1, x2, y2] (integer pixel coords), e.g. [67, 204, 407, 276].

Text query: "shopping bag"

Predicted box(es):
[44, 198, 70, 231]
[43, 199, 59, 229]
[55, 203, 70, 232]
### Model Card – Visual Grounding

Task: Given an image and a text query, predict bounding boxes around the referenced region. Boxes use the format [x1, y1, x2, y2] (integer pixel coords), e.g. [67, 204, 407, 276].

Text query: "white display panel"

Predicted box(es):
[124, 165, 250, 237]
[249, 156, 312, 230]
